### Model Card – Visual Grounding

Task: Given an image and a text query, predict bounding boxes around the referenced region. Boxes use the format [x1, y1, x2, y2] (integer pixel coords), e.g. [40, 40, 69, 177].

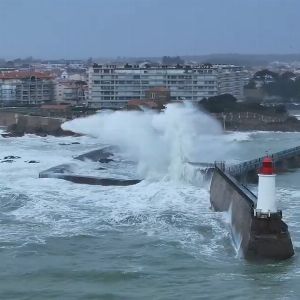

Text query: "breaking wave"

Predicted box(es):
[62, 103, 238, 181]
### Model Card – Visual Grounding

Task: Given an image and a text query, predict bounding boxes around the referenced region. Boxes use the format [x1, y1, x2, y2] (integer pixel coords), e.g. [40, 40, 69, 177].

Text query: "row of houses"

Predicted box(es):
[0, 70, 88, 106]
[0, 71, 54, 104]
[0, 63, 248, 108]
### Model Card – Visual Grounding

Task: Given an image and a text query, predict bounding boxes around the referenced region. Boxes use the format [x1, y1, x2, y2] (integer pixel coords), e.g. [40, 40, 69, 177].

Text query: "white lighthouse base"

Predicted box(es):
[256, 174, 277, 213]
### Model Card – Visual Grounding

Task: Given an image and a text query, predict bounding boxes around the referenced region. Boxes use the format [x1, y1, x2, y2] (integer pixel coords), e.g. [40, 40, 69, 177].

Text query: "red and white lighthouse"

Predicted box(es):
[256, 157, 277, 214]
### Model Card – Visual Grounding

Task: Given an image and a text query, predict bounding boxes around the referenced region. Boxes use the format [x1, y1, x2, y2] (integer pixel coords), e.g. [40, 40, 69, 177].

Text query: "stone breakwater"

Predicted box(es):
[0, 112, 74, 137]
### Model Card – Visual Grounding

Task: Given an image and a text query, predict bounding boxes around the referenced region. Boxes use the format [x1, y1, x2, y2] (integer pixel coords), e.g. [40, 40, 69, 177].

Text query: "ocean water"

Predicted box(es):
[0, 129, 300, 300]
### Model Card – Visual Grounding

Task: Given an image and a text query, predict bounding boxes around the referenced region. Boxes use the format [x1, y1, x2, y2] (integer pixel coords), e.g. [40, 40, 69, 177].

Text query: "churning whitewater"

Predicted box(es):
[0, 104, 248, 256]
[1, 109, 300, 299]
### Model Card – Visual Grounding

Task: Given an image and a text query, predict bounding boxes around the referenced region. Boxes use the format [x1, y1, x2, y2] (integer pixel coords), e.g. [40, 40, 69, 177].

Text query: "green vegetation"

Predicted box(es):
[161, 56, 184, 66]
[263, 76, 300, 100]
[199, 94, 287, 115]
[248, 69, 300, 101]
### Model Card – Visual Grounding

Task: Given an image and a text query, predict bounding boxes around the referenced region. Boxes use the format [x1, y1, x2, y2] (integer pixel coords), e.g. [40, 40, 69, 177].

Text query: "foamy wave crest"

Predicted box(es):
[62, 103, 235, 180]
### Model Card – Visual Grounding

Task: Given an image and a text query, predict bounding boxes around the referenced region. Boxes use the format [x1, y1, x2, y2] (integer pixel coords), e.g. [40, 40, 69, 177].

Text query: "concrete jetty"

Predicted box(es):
[207, 145, 300, 260]
[39, 147, 141, 186]
[210, 166, 294, 260]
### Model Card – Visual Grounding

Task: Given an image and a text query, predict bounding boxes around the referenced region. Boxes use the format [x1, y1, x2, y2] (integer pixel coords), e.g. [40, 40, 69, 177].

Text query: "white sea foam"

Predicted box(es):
[0, 131, 231, 258]
[222, 131, 253, 142]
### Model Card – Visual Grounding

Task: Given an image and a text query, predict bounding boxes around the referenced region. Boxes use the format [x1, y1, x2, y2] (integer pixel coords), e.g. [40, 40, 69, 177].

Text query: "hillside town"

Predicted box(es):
[1, 56, 300, 135]
[1, 56, 300, 110]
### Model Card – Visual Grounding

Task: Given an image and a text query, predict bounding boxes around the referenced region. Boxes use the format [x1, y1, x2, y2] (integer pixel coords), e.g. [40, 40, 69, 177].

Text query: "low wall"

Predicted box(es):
[15, 114, 65, 133]
[0, 112, 70, 136]
[0, 112, 17, 126]
[214, 112, 287, 123]
[212, 112, 300, 131]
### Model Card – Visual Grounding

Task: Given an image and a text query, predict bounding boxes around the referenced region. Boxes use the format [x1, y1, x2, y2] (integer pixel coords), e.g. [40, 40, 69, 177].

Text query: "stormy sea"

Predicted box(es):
[0, 103, 300, 299]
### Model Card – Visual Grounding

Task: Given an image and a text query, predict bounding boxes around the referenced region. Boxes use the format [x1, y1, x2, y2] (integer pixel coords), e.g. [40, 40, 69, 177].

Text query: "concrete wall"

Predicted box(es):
[0, 111, 68, 136]
[210, 168, 255, 254]
[0, 112, 17, 126]
[16, 114, 65, 134]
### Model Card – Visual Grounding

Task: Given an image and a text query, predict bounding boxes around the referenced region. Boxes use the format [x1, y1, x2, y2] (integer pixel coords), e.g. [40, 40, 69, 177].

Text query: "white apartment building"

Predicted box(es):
[55, 79, 87, 104]
[0, 71, 54, 104]
[88, 64, 246, 109]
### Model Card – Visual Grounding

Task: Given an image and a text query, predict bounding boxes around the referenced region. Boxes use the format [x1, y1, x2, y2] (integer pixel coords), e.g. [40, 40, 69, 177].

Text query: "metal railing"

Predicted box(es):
[226, 146, 300, 177]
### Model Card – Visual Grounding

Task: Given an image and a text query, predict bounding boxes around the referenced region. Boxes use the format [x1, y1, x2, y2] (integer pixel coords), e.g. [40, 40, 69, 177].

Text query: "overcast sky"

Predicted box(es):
[0, 0, 299, 59]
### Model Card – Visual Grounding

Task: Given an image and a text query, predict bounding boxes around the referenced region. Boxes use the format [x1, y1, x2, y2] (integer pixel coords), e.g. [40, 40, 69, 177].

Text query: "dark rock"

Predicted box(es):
[36, 133, 47, 137]
[1, 132, 24, 138]
[4, 156, 21, 160]
[98, 158, 114, 163]
[59, 142, 80, 146]
[1, 160, 14, 163]
[75, 147, 115, 162]
[27, 160, 40, 164]
[39, 164, 73, 176]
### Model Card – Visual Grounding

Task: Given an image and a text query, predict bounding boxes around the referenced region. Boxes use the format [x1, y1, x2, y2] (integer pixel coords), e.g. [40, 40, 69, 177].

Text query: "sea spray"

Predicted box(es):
[62, 103, 235, 181]
[223, 202, 243, 257]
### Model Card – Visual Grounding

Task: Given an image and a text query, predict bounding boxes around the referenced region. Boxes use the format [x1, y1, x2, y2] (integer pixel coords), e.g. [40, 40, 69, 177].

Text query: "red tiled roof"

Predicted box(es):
[0, 71, 54, 80]
[146, 86, 170, 92]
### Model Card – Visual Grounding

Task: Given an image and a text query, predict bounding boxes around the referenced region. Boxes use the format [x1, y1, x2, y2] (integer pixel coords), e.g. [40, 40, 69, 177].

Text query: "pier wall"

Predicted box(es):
[210, 167, 294, 259]
[210, 167, 255, 255]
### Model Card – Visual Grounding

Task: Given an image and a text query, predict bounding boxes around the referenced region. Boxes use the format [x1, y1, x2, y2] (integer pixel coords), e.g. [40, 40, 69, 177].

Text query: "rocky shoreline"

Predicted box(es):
[5, 123, 75, 137]
[223, 117, 300, 132]
[212, 111, 300, 132]
[1, 126, 75, 138]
